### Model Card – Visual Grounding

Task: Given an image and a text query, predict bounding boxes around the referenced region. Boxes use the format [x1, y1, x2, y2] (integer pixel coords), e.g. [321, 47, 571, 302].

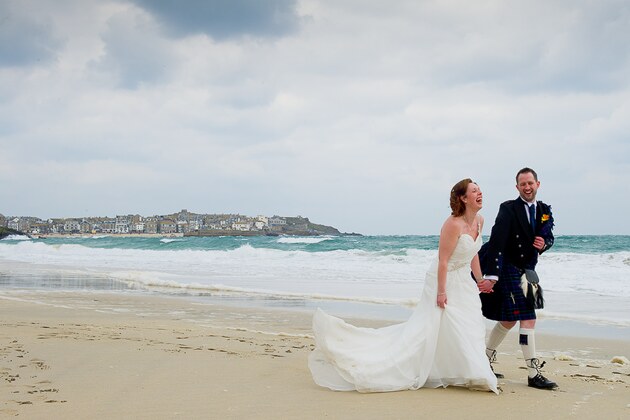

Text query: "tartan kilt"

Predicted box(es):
[480, 263, 536, 321]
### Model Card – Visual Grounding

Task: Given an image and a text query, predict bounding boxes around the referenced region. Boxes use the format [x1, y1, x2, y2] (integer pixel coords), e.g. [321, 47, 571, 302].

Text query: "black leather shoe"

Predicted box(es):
[487, 349, 504, 378]
[528, 373, 558, 390]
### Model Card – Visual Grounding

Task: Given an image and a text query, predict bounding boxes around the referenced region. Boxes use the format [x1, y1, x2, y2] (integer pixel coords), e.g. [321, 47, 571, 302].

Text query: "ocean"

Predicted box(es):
[1, 234, 629, 339]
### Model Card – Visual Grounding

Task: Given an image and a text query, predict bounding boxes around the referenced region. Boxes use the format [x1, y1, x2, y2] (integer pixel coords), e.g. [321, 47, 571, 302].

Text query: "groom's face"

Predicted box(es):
[516, 172, 540, 202]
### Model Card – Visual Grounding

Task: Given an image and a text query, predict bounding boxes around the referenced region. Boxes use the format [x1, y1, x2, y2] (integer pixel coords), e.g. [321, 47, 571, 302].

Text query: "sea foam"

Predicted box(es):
[1, 237, 629, 327]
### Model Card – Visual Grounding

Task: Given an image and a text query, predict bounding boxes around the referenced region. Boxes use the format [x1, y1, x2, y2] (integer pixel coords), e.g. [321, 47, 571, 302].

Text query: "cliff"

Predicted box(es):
[0, 227, 29, 240]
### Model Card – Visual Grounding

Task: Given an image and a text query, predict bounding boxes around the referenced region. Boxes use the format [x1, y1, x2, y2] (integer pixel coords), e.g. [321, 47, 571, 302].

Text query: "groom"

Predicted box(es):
[477, 167, 557, 390]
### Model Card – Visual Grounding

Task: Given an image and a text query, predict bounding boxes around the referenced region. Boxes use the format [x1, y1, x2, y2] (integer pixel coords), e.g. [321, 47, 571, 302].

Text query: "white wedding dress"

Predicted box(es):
[309, 232, 498, 394]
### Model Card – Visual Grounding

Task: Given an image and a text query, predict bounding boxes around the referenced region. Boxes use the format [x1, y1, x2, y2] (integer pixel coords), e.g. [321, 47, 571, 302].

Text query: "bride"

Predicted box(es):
[309, 179, 498, 394]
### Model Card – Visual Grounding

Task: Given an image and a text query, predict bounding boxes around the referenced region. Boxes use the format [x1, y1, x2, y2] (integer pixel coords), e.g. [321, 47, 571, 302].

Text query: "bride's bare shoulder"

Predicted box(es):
[440, 215, 462, 234]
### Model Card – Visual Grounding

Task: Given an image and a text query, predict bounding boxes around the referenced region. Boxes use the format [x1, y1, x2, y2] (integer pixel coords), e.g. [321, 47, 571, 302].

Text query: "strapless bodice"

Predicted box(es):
[446, 234, 482, 271]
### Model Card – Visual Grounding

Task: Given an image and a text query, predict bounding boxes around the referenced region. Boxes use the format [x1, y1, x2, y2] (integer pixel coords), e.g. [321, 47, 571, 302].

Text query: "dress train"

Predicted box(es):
[309, 234, 498, 394]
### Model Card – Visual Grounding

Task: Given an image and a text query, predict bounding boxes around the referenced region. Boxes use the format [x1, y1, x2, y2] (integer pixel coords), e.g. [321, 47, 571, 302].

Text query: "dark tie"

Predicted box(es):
[529, 204, 536, 232]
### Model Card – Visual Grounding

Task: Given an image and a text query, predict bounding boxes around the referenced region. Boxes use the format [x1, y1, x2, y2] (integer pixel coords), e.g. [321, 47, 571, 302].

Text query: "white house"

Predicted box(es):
[8, 218, 20, 230]
[64, 220, 80, 233]
[232, 221, 252, 231]
[177, 220, 189, 233]
[268, 216, 286, 226]
[132, 222, 145, 233]
[115, 221, 130, 234]
[188, 219, 201, 231]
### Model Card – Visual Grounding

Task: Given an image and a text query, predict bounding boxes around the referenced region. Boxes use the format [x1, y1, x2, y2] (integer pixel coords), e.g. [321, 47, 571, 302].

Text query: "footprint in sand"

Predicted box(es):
[27, 388, 59, 395]
[30, 359, 50, 370]
[4, 374, 20, 383]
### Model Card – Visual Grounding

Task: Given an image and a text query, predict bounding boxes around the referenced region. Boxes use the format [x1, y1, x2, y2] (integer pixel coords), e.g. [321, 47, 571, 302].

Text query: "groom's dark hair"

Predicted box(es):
[516, 167, 538, 182]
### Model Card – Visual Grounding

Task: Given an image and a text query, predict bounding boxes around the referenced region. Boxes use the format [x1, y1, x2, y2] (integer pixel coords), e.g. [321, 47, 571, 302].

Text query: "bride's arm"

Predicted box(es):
[470, 215, 484, 282]
[471, 254, 483, 282]
[437, 217, 460, 307]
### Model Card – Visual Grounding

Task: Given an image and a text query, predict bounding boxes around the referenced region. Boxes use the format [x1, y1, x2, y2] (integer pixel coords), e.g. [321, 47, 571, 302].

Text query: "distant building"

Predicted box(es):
[268, 216, 286, 227]
[188, 219, 201, 231]
[232, 221, 252, 231]
[130, 215, 145, 232]
[115, 222, 129, 234]
[176, 220, 189, 233]
[29, 222, 50, 235]
[132, 222, 145, 233]
[7, 217, 32, 232]
[101, 219, 116, 234]
[177, 209, 190, 222]
[255, 216, 269, 230]
[5, 210, 327, 237]
[48, 219, 64, 234]
[8, 218, 20, 231]
[158, 219, 177, 234]
[113, 216, 129, 234]
[63, 219, 80, 233]
[80, 220, 92, 234]
[145, 219, 158, 234]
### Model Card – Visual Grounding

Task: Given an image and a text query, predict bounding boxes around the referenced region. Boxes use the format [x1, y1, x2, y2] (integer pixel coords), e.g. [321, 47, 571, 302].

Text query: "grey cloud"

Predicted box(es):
[91, 12, 174, 89]
[2, 0, 629, 234]
[537, 3, 630, 92]
[0, 2, 63, 67]
[503, 3, 630, 94]
[398, 1, 630, 94]
[130, 0, 301, 39]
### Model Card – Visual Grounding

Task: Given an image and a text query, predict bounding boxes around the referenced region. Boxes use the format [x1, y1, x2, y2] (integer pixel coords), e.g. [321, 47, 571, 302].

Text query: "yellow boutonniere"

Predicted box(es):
[541, 214, 550, 222]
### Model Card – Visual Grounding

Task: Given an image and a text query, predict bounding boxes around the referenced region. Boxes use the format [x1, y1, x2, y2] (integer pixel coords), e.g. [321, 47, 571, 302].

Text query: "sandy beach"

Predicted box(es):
[1, 291, 629, 419]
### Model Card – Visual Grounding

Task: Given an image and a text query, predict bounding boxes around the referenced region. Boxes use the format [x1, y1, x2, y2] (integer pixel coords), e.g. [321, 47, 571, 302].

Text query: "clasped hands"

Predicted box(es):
[477, 279, 495, 293]
[477, 236, 545, 294]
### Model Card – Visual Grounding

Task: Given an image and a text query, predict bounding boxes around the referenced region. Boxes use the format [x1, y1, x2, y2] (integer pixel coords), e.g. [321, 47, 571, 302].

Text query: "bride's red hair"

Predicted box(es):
[450, 178, 475, 217]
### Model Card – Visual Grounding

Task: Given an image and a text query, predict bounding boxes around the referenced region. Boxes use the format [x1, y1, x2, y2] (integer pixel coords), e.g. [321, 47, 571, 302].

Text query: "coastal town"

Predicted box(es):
[0, 209, 341, 237]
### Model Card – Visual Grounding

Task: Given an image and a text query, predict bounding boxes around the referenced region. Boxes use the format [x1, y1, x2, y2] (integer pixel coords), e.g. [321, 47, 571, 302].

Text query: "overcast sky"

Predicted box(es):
[1, 0, 629, 235]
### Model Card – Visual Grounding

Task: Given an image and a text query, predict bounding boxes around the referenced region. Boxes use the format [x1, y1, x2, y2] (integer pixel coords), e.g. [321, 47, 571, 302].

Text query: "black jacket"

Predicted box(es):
[481, 198, 554, 276]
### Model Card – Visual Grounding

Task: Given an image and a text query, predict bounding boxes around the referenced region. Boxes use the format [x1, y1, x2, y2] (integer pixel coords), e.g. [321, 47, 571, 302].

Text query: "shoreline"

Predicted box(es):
[1, 290, 629, 419]
[33, 233, 185, 238]
[2, 281, 629, 343]
[1, 257, 629, 342]
[30, 231, 348, 238]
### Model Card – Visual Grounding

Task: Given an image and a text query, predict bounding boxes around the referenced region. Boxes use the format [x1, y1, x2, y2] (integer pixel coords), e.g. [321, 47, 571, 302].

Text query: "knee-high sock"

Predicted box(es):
[519, 328, 537, 377]
[486, 323, 509, 359]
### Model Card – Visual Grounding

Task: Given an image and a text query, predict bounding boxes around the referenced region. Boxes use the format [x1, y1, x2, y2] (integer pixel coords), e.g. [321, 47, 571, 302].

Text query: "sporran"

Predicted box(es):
[520, 269, 544, 309]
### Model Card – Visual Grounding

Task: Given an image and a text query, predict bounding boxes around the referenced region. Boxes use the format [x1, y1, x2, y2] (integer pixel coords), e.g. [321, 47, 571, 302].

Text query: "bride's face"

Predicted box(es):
[462, 183, 483, 211]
